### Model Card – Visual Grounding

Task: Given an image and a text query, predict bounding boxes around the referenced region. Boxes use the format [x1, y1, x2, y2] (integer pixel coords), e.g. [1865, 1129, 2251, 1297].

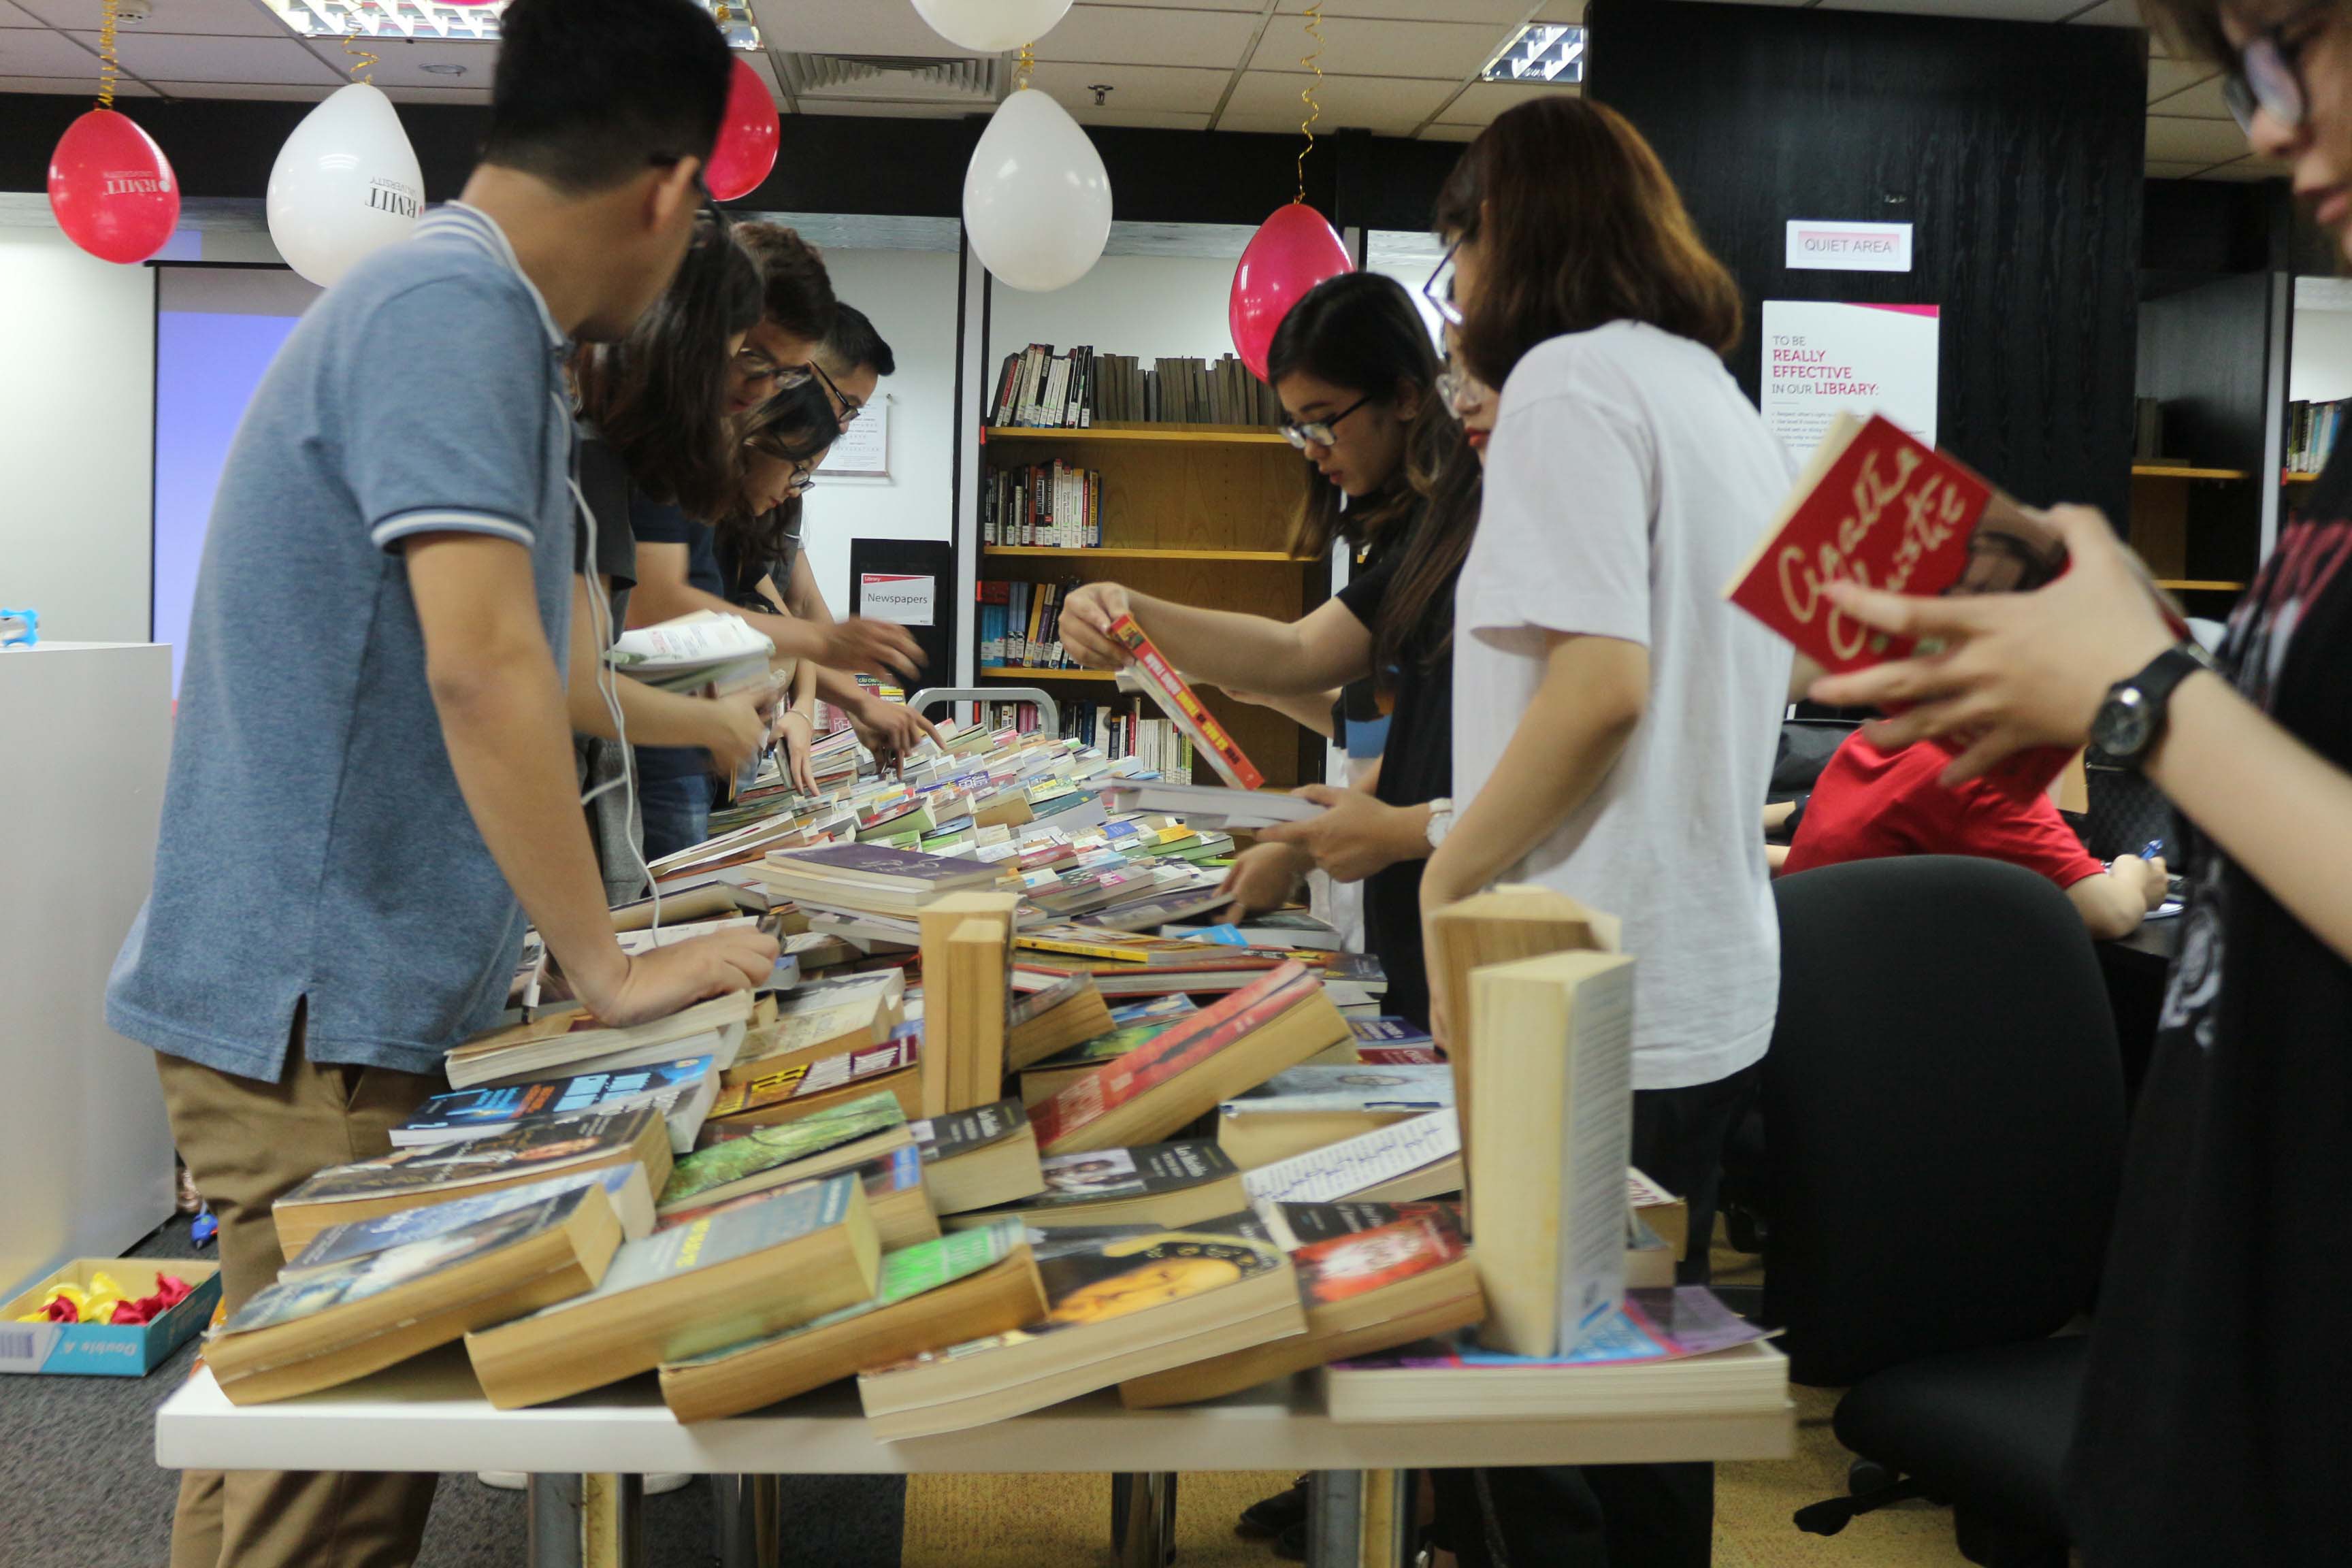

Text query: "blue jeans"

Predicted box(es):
[637, 770, 713, 864]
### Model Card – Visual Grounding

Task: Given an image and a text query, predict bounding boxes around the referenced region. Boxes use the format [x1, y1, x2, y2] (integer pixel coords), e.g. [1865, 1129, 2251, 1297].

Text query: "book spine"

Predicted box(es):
[1105, 615, 1264, 790]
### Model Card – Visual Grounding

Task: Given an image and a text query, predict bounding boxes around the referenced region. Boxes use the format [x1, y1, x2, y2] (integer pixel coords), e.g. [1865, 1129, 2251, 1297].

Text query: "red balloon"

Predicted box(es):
[1228, 203, 1354, 382]
[48, 108, 180, 265]
[706, 58, 779, 203]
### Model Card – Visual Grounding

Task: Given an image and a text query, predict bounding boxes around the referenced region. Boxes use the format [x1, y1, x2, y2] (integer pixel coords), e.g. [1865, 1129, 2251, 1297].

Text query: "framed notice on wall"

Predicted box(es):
[825, 395, 890, 478]
[1759, 300, 1940, 465]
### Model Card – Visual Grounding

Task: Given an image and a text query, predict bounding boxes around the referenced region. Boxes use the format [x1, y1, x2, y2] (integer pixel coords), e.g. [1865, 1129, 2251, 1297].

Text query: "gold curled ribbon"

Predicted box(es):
[95, 0, 119, 110]
[340, 23, 377, 84]
[1016, 40, 1035, 91]
[1296, 3, 1324, 203]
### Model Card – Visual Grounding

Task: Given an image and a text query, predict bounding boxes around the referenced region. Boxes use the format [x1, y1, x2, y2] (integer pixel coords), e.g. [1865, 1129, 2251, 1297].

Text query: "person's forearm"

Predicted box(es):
[815, 666, 869, 714]
[1421, 639, 1645, 903]
[1262, 688, 1339, 738]
[2065, 871, 2144, 941]
[790, 653, 818, 720]
[570, 667, 739, 749]
[2148, 670, 2352, 962]
[1120, 590, 1348, 696]
[431, 642, 625, 998]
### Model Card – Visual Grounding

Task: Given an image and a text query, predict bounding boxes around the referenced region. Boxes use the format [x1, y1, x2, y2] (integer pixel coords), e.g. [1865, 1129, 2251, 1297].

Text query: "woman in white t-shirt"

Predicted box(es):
[1415, 97, 1794, 1568]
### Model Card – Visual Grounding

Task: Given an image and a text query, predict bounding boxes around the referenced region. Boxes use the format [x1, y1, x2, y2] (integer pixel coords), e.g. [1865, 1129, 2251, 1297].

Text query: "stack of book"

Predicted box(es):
[2289, 396, 2350, 476]
[985, 344, 1283, 429]
[605, 610, 776, 698]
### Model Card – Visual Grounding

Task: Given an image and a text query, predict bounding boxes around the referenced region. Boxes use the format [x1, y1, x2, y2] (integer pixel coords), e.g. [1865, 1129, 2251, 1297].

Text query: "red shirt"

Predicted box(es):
[1782, 732, 2104, 889]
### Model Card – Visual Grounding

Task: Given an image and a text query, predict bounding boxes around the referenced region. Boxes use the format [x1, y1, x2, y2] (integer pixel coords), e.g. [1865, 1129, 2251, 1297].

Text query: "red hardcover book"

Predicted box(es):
[1030, 963, 1316, 1149]
[1105, 613, 1264, 790]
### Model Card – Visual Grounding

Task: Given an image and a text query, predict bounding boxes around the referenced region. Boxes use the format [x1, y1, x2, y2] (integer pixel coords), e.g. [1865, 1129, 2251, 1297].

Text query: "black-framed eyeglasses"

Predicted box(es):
[732, 348, 814, 395]
[1279, 393, 1374, 451]
[1422, 242, 1463, 327]
[785, 460, 817, 497]
[2223, 24, 2317, 133]
[808, 357, 864, 429]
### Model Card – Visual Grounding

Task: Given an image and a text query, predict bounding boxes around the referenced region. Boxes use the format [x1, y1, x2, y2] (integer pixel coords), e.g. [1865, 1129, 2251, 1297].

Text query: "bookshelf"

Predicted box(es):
[975, 420, 1318, 788]
[2127, 463, 2259, 614]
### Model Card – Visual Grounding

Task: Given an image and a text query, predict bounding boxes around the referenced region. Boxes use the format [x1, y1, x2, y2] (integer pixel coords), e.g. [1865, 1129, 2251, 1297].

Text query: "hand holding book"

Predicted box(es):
[1807, 503, 2182, 785]
[1054, 582, 1132, 670]
[581, 931, 779, 1030]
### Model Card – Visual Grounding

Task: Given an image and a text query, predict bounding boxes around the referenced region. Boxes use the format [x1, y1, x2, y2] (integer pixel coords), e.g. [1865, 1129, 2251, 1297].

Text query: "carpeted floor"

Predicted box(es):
[3, 1218, 1970, 1568]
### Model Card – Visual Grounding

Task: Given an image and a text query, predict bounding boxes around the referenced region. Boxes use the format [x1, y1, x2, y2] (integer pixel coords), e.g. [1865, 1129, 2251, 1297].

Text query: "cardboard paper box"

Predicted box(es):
[0, 1259, 221, 1377]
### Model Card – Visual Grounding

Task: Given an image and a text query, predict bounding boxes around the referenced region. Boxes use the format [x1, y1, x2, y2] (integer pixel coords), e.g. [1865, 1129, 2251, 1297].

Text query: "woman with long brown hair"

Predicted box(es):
[1414, 95, 1795, 1567]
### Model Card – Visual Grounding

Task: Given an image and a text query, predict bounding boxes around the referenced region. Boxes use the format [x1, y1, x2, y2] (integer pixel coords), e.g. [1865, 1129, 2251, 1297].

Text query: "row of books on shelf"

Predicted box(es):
[1059, 700, 1195, 780]
[2287, 396, 2349, 477]
[977, 578, 1079, 670]
[987, 344, 1284, 429]
[983, 459, 1102, 549]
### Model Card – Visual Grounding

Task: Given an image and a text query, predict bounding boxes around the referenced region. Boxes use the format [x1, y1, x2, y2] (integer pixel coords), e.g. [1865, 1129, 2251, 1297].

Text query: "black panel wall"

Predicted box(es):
[1584, 0, 2146, 525]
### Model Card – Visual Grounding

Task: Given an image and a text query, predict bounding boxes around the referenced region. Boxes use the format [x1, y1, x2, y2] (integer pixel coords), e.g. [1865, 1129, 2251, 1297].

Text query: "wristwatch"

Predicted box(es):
[2089, 645, 2210, 770]
[1424, 798, 1455, 851]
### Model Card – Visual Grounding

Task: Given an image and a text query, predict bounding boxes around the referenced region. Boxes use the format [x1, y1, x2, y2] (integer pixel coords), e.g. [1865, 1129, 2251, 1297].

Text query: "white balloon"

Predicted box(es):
[266, 83, 423, 289]
[911, 0, 1071, 52]
[962, 88, 1112, 293]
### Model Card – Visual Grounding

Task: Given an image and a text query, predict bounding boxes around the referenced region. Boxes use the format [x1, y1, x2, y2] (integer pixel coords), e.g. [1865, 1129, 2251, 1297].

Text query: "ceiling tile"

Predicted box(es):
[1068, 105, 1211, 129]
[2146, 57, 2213, 102]
[16, 0, 289, 34]
[376, 82, 490, 104]
[0, 0, 42, 22]
[759, 0, 989, 58]
[1218, 69, 1456, 134]
[786, 97, 974, 118]
[1419, 122, 1481, 142]
[297, 34, 492, 88]
[2146, 113, 2248, 164]
[0, 27, 96, 74]
[1247, 16, 1509, 80]
[1037, 5, 1260, 69]
[154, 78, 328, 99]
[1431, 78, 1581, 128]
[2198, 154, 2292, 181]
[1531, 0, 1586, 18]
[70, 29, 342, 82]
[1028, 59, 1228, 114]
[1280, 0, 1529, 20]
[0, 70, 153, 93]
[1816, 0, 2091, 16]
[1068, 0, 1261, 9]
[2151, 74, 2232, 120]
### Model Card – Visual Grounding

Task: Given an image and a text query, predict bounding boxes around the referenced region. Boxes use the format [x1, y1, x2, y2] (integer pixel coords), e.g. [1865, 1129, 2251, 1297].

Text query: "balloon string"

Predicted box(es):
[340, 24, 377, 85]
[1016, 41, 1034, 91]
[1296, 3, 1323, 204]
[95, 0, 118, 110]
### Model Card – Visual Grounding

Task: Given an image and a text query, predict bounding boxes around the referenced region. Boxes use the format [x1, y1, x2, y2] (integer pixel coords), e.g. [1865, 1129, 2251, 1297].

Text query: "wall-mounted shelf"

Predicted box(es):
[979, 664, 1119, 682]
[2284, 471, 2321, 485]
[2155, 579, 2248, 592]
[983, 545, 1298, 562]
[2131, 464, 2249, 480]
[985, 423, 1289, 446]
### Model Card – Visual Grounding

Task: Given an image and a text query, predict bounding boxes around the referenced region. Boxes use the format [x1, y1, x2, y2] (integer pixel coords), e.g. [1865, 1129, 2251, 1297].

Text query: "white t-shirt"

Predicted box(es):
[1452, 321, 1795, 1091]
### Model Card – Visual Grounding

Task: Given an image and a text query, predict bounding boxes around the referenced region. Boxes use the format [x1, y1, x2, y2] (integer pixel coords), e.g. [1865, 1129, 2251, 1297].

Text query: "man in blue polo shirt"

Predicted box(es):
[105, 1, 772, 1562]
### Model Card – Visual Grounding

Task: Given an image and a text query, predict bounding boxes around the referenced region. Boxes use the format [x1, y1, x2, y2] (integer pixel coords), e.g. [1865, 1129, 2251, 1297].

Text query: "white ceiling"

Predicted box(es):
[0, 0, 2287, 182]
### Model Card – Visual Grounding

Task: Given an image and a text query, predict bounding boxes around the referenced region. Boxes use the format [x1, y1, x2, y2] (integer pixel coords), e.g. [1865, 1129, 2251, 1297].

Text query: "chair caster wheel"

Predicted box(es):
[1848, 1458, 1897, 1496]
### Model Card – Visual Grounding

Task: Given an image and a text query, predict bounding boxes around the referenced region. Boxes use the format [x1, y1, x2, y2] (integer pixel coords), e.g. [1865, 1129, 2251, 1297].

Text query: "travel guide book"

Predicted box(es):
[391, 1057, 717, 1155]
[657, 1219, 1047, 1422]
[1028, 962, 1350, 1154]
[856, 1213, 1304, 1439]
[1104, 613, 1264, 790]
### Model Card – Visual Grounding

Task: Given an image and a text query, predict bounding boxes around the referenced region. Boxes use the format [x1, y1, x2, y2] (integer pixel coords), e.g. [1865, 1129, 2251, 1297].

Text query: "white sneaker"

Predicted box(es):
[476, 1471, 691, 1495]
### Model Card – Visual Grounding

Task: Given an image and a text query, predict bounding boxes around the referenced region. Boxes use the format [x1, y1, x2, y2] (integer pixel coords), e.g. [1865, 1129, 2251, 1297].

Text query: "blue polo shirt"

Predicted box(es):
[107, 203, 576, 1081]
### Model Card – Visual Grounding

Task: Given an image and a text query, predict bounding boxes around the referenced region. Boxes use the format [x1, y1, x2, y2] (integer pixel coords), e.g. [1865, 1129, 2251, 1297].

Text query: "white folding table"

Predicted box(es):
[154, 1347, 1793, 1568]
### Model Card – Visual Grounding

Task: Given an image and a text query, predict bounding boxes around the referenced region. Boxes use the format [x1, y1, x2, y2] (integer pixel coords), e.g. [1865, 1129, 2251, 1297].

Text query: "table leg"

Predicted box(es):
[1307, 1469, 1411, 1568]
[527, 1473, 644, 1568]
[713, 1473, 782, 1568]
[1110, 1471, 1178, 1568]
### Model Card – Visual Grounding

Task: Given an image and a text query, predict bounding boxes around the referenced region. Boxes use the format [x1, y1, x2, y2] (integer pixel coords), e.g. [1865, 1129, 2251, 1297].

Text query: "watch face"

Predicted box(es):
[2093, 688, 2153, 760]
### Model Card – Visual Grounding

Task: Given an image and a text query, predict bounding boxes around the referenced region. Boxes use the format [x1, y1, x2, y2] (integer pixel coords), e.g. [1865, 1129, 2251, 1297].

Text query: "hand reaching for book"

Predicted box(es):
[851, 696, 946, 765]
[1218, 841, 1312, 919]
[580, 932, 778, 1028]
[1808, 504, 2178, 785]
[1255, 784, 1422, 884]
[698, 694, 770, 778]
[1057, 582, 1132, 669]
[775, 710, 819, 795]
[806, 618, 926, 684]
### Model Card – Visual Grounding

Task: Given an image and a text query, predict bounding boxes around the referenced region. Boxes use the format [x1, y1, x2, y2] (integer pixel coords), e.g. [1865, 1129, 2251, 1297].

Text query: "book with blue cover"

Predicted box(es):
[280, 1166, 653, 1281]
[391, 1057, 717, 1155]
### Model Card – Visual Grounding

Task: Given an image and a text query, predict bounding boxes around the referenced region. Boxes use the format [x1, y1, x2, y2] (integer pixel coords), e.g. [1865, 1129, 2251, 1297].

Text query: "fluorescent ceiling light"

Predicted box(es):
[1482, 23, 1585, 85]
[255, 0, 760, 49]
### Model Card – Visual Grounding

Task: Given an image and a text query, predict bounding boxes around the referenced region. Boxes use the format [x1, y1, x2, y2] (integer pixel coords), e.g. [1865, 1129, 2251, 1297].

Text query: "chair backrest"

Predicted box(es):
[1763, 856, 2125, 1388]
[1772, 717, 1863, 799]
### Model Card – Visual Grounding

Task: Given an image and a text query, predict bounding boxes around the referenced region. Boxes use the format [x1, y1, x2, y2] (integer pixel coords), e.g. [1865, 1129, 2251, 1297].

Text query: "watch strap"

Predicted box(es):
[2101, 644, 2208, 767]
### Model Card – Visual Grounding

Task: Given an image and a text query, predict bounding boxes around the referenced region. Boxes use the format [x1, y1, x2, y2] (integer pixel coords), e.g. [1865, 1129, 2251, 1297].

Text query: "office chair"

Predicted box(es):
[1765, 857, 2127, 1568]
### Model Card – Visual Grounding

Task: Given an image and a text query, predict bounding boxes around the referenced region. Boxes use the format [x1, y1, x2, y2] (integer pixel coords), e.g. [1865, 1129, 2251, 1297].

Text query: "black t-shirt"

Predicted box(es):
[630, 493, 726, 785]
[2069, 456, 2352, 1563]
[715, 504, 806, 616]
[1334, 548, 1456, 1030]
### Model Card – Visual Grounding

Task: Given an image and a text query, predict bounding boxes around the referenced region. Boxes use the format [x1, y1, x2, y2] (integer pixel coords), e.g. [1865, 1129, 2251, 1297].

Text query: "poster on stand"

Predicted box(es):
[1760, 300, 1939, 465]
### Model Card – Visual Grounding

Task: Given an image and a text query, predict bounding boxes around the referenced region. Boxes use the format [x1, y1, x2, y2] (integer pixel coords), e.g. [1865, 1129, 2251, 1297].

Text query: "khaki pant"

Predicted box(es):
[157, 1026, 442, 1568]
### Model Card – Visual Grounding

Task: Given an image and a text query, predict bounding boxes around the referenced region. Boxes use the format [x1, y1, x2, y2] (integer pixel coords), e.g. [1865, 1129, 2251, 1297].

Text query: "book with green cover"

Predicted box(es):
[535, 1174, 860, 1318]
[657, 1091, 908, 1211]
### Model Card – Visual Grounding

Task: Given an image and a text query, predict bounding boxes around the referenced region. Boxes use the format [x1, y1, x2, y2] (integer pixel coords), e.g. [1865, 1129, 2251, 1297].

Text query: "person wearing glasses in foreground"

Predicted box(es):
[103, 1, 781, 1562]
[1058, 272, 1464, 1028]
[1412, 97, 1793, 1568]
[1812, 6, 2352, 1562]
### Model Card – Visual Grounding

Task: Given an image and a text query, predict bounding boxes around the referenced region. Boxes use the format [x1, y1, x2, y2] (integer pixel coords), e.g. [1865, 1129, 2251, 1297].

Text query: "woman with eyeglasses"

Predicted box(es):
[1806, 5, 2352, 1563]
[1058, 272, 1471, 1032]
[1410, 97, 1795, 1568]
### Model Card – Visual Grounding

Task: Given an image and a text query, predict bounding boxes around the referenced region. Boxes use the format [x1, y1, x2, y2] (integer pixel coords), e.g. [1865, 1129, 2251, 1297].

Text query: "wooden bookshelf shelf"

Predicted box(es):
[979, 664, 1119, 682]
[2285, 471, 2321, 484]
[985, 423, 1290, 446]
[2156, 579, 2247, 592]
[2131, 464, 2249, 481]
[983, 545, 1300, 562]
